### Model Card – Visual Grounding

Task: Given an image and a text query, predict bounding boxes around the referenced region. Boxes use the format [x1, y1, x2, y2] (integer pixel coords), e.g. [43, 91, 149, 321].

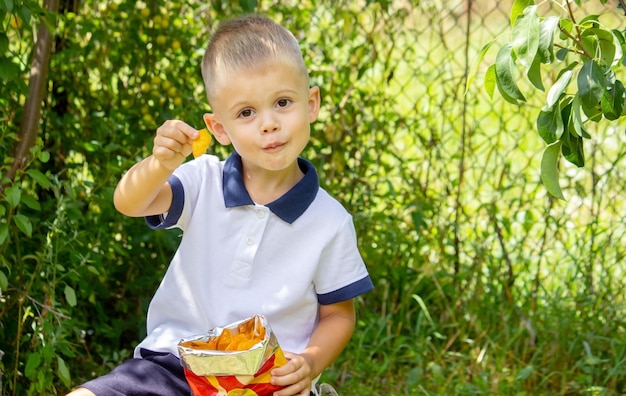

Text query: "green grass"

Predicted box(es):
[316, 252, 626, 395]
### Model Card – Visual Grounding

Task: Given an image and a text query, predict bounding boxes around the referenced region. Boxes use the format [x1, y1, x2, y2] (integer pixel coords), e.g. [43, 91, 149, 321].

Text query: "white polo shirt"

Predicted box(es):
[134, 152, 373, 358]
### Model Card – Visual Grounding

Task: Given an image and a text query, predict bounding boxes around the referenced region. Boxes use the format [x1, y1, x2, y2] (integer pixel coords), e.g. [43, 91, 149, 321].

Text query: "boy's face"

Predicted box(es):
[204, 60, 320, 175]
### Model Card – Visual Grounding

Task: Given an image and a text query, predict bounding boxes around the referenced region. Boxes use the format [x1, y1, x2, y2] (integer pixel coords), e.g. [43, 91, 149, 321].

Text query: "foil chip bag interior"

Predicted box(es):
[178, 314, 287, 396]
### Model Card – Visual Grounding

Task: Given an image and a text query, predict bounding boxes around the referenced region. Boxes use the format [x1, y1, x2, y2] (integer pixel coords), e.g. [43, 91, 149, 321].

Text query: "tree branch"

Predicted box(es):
[3, 0, 60, 189]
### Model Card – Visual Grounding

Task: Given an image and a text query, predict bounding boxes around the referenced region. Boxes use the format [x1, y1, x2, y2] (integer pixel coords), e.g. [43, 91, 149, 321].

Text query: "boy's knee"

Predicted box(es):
[66, 388, 96, 396]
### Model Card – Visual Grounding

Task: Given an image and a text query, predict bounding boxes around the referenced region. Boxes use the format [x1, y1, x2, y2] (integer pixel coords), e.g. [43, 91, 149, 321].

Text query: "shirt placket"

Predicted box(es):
[227, 206, 270, 285]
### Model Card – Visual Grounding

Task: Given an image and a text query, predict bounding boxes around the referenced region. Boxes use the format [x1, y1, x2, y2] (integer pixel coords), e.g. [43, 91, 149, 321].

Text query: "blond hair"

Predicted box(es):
[202, 15, 309, 102]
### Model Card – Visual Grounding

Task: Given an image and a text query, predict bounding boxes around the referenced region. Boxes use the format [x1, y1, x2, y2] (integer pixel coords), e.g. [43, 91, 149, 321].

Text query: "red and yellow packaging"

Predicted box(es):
[178, 315, 287, 396]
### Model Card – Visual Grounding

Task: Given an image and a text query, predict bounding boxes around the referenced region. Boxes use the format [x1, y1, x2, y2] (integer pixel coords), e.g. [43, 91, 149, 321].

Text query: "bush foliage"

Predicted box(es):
[2, 1, 626, 395]
[483, 0, 626, 200]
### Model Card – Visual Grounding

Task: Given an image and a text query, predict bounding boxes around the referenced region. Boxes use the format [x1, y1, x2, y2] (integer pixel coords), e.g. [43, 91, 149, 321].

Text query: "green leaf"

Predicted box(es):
[558, 60, 579, 78]
[511, 5, 540, 69]
[83, 141, 98, 152]
[412, 294, 434, 326]
[546, 69, 572, 109]
[537, 16, 559, 64]
[0, 269, 7, 290]
[581, 101, 603, 123]
[0, 57, 19, 81]
[556, 47, 569, 61]
[2, 0, 13, 12]
[39, 150, 50, 163]
[612, 29, 626, 61]
[612, 29, 626, 47]
[57, 356, 72, 388]
[5, 185, 21, 208]
[527, 55, 544, 90]
[239, 0, 257, 13]
[601, 79, 624, 120]
[541, 141, 565, 200]
[64, 285, 77, 307]
[611, 30, 625, 66]
[25, 353, 41, 379]
[26, 169, 52, 189]
[537, 106, 563, 144]
[598, 33, 616, 67]
[467, 40, 495, 94]
[0, 32, 8, 53]
[496, 79, 521, 104]
[577, 60, 605, 112]
[516, 365, 535, 381]
[583, 28, 616, 67]
[580, 34, 598, 61]
[0, 223, 8, 245]
[20, 194, 41, 211]
[18, 4, 31, 24]
[484, 64, 496, 98]
[495, 43, 526, 104]
[510, 0, 534, 26]
[571, 95, 587, 138]
[13, 214, 32, 237]
[559, 18, 573, 40]
[536, 109, 554, 143]
[579, 14, 600, 27]
[561, 128, 585, 167]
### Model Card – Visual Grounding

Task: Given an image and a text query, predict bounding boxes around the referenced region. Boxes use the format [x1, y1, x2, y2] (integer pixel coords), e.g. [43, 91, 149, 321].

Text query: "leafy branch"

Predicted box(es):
[479, 0, 624, 199]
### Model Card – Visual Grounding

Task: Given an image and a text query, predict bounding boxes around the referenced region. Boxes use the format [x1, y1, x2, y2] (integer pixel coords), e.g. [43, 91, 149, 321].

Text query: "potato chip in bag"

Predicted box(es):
[178, 315, 287, 396]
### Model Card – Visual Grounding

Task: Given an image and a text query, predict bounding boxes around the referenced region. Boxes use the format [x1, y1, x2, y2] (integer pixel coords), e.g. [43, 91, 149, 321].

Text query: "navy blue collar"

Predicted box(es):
[222, 152, 319, 224]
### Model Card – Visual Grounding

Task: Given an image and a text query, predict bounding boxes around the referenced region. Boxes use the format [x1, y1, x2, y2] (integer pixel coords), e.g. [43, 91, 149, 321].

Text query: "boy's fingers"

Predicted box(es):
[154, 134, 184, 153]
[173, 119, 199, 140]
[271, 359, 293, 376]
[158, 120, 199, 142]
[272, 352, 304, 376]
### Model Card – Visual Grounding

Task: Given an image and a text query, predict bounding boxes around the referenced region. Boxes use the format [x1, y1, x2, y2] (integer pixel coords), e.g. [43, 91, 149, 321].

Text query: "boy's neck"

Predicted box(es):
[242, 162, 304, 205]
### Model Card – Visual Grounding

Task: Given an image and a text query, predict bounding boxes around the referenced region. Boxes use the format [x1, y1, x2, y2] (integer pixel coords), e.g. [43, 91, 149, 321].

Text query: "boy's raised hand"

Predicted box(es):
[152, 120, 199, 170]
[113, 119, 199, 217]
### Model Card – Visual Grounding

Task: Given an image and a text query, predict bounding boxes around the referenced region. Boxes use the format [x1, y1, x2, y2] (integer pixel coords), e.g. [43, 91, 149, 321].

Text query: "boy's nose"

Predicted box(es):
[261, 117, 280, 134]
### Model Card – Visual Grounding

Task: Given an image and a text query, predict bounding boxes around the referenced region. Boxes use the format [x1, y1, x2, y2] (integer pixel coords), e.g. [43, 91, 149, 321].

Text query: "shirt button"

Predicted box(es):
[246, 237, 255, 245]
[257, 210, 266, 219]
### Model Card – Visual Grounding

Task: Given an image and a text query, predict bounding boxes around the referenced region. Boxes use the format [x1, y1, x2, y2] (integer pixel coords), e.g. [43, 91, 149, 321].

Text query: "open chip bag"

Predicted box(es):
[178, 315, 287, 395]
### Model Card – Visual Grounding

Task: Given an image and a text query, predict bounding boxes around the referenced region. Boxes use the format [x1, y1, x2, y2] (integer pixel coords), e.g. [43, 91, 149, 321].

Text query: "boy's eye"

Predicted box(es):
[238, 109, 253, 118]
[277, 99, 290, 108]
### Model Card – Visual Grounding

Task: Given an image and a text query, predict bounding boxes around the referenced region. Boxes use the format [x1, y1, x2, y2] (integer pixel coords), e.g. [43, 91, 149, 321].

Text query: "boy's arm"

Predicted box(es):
[114, 120, 198, 217]
[271, 299, 356, 396]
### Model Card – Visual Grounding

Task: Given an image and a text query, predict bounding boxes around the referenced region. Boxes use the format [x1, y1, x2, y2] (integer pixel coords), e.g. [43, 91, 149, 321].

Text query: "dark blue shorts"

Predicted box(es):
[80, 348, 191, 396]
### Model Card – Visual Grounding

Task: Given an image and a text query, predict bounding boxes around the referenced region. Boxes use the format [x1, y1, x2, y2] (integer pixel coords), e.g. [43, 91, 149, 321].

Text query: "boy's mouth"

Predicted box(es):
[263, 142, 285, 151]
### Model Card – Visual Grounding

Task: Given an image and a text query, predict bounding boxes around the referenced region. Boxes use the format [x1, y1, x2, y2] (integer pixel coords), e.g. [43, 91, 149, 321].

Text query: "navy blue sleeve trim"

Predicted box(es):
[145, 175, 185, 229]
[317, 275, 374, 305]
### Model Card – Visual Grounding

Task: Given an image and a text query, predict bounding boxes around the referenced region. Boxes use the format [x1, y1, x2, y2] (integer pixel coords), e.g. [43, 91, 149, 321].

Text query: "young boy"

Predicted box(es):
[68, 14, 373, 396]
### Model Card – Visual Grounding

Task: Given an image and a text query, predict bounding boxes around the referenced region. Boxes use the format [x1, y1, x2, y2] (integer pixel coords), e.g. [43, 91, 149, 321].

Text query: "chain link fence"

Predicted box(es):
[315, 1, 626, 389]
[307, 0, 626, 293]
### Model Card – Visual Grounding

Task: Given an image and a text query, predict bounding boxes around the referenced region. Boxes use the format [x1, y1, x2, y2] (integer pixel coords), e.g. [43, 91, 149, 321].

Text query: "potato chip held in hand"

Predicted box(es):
[192, 128, 212, 158]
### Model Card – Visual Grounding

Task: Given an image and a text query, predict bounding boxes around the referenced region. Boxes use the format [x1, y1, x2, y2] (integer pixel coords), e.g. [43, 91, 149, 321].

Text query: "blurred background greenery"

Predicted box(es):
[2, 0, 626, 394]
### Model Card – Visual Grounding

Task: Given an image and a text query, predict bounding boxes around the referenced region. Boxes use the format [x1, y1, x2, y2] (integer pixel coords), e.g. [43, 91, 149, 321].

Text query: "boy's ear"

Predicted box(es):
[308, 86, 321, 123]
[203, 113, 231, 145]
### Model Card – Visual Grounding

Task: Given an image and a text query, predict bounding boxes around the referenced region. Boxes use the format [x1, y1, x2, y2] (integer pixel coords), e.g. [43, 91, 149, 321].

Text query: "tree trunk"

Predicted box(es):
[3, 0, 60, 188]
